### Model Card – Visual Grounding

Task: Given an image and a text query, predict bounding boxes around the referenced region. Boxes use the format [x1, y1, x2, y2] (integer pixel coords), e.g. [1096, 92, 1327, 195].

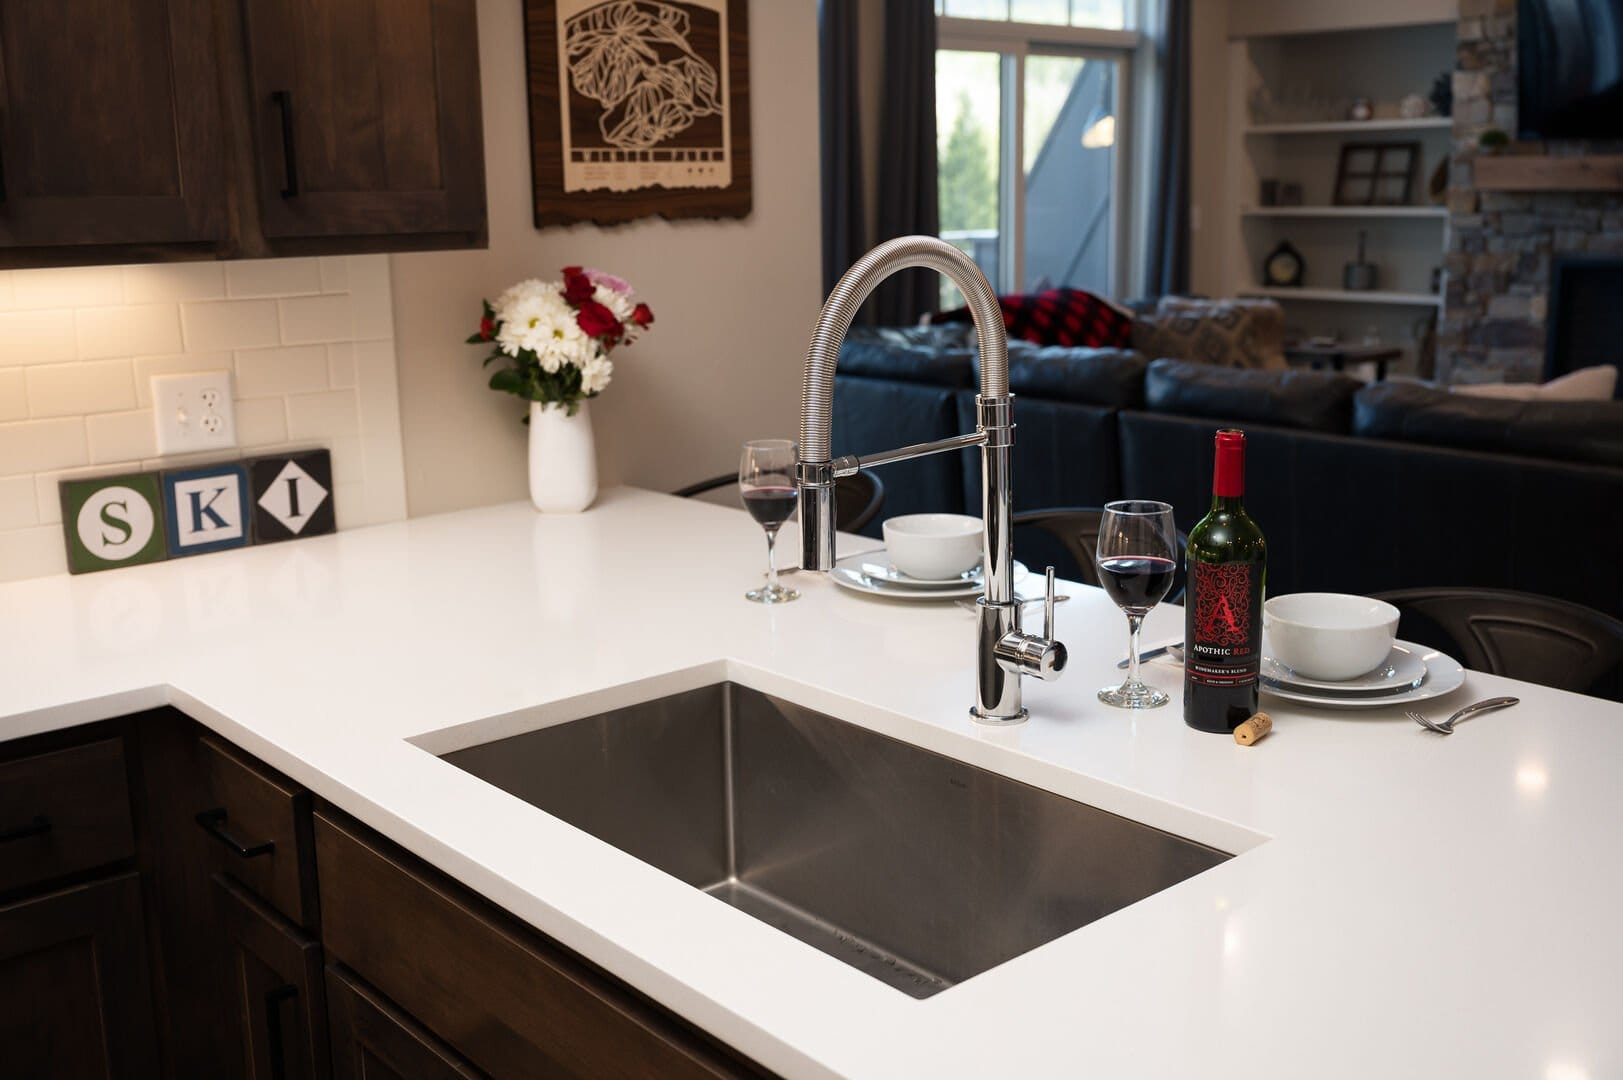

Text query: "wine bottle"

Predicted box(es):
[1184, 430, 1268, 733]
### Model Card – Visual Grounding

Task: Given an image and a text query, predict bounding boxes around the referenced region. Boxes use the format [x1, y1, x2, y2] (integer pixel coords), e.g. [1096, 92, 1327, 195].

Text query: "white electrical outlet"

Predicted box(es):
[152, 372, 238, 456]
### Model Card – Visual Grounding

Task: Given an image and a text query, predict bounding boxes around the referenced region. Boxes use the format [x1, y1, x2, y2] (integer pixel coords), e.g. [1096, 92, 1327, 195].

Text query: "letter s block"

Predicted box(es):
[58, 472, 169, 574]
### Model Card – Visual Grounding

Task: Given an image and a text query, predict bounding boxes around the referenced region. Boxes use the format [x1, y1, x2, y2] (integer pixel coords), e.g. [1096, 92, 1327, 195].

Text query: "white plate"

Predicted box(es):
[1261, 643, 1428, 695]
[831, 554, 1029, 601]
[1260, 641, 1465, 710]
[837, 550, 985, 588]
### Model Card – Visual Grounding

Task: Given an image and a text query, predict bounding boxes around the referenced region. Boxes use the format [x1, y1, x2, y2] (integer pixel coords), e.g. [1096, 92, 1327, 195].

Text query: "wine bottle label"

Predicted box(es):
[1187, 563, 1262, 686]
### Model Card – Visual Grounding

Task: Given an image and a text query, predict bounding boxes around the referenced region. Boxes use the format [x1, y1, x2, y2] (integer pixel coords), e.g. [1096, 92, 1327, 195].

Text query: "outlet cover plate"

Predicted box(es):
[152, 371, 237, 456]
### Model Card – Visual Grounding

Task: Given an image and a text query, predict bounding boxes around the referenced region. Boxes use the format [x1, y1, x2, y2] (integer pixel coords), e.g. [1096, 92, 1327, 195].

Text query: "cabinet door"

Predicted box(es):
[326, 964, 482, 1080]
[0, 0, 224, 253]
[0, 873, 160, 1078]
[214, 873, 330, 1080]
[239, 0, 485, 242]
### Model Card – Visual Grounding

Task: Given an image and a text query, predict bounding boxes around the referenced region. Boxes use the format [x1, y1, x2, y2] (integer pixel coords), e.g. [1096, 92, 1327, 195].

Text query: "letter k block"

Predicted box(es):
[162, 463, 252, 558]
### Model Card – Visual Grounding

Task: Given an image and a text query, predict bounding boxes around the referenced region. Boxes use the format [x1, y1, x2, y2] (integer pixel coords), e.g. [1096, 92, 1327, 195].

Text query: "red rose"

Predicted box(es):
[630, 302, 654, 328]
[562, 267, 594, 305]
[479, 315, 495, 340]
[576, 298, 622, 342]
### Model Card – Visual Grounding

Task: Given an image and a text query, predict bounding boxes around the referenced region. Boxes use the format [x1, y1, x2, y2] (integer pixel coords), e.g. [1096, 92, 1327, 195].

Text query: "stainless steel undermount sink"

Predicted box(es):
[440, 683, 1232, 999]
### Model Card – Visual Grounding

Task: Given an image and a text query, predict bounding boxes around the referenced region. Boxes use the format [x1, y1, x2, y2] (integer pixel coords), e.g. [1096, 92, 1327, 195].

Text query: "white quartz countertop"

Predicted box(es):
[3, 487, 1619, 1079]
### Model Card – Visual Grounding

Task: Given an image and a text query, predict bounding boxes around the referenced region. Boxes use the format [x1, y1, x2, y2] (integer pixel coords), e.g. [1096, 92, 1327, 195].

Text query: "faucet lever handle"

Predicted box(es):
[1043, 566, 1057, 640]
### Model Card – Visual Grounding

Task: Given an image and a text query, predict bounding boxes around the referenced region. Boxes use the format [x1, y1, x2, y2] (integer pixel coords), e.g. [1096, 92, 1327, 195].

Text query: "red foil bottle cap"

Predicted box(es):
[1213, 429, 1246, 497]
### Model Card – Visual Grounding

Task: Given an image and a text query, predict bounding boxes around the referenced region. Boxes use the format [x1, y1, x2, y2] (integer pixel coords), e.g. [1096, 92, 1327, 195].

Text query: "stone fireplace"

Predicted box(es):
[1439, 0, 1623, 384]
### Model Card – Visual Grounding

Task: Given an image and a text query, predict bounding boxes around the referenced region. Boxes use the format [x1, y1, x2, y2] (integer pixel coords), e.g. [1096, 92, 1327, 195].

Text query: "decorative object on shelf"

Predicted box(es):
[1427, 158, 1448, 204]
[1347, 97, 1374, 122]
[1343, 231, 1378, 291]
[1478, 127, 1511, 153]
[1259, 178, 1281, 206]
[1399, 93, 1430, 119]
[1429, 72, 1453, 117]
[1334, 142, 1418, 205]
[1278, 181, 1304, 206]
[59, 472, 169, 575]
[469, 266, 656, 513]
[1262, 240, 1305, 288]
[520, 0, 751, 226]
[248, 450, 336, 542]
[162, 463, 251, 558]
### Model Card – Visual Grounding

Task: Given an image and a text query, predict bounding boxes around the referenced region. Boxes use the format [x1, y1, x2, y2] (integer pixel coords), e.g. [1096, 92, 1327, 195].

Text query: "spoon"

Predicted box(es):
[1409, 696, 1519, 735]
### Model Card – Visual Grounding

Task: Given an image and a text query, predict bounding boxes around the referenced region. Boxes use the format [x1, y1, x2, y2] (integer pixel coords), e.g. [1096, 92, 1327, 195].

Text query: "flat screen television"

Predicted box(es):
[1518, 0, 1623, 138]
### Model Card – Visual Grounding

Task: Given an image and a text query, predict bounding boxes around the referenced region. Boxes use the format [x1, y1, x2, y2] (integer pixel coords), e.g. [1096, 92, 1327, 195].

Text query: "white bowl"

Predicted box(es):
[882, 514, 983, 581]
[1263, 593, 1400, 682]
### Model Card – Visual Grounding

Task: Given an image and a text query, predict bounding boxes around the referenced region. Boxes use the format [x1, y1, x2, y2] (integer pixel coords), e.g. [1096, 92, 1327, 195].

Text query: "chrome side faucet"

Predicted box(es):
[795, 236, 1066, 723]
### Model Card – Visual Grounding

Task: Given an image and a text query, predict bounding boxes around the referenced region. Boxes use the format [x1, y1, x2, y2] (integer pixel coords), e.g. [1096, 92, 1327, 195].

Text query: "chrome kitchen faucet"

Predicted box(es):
[795, 236, 1066, 723]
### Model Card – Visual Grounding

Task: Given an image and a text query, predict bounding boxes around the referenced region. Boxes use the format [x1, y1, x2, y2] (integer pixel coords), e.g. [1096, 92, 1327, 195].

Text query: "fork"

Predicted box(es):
[1409, 696, 1520, 734]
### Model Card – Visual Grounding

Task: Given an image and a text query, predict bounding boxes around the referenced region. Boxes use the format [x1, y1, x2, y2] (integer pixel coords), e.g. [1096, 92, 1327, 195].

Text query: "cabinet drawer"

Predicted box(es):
[0, 738, 134, 896]
[326, 964, 482, 1079]
[199, 736, 317, 928]
[315, 812, 765, 1079]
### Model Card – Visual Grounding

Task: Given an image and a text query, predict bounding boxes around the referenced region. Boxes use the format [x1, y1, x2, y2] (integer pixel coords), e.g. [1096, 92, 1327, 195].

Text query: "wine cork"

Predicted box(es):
[1234, 712, 1273, 746]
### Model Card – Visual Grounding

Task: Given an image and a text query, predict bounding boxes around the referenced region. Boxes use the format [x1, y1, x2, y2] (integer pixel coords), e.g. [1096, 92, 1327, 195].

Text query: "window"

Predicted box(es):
[935, 2, 1140, 304]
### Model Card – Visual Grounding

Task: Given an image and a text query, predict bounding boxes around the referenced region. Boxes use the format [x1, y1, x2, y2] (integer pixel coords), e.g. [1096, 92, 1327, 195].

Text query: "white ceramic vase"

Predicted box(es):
[527, 400, 597, 513]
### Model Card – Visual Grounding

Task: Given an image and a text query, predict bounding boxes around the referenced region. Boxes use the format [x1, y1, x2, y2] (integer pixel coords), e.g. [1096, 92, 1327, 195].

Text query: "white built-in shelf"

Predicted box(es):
[1244, 117, 1452, 136]
[1240, 205, 1448, 219]
[1240, 284, 1444, 307]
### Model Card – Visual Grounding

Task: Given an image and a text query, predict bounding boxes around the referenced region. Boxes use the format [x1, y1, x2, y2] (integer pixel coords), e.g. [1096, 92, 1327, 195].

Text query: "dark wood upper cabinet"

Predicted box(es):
[239, 0, 486, 246]
[0, 0, 226, 256]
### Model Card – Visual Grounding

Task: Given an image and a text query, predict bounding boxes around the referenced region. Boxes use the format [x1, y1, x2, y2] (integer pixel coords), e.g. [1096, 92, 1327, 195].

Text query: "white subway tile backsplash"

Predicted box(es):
[87, 409, 159, 464]
[0, 475, 38, 530]
[124, 263, 226, 303]
[234, 397, 289, 447]
[0, 417, 87, 476]
[182, 299, 280, 351]
[227, 258, 323, 298]
[236, 345, 328, 398]
[0, 370, 25, 422]
[279, 294, 352, 344]
[76, 303, 184, 360]
[13, 266, 123, 308]
[285, 389, 359, 441]
[0, 309, 77, 366]
[0, 253, 406, 583]
[26, 360, 137, 419]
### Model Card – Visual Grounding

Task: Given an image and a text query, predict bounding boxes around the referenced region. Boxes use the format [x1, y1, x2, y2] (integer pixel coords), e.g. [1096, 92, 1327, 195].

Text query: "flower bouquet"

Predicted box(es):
[468, 266, 654, 418]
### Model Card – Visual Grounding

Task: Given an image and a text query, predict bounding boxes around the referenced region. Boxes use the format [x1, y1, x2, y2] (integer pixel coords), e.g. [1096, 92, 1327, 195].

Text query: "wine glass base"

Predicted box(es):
[745, 585, 800, 604]
[1097, 682, 1170, 709]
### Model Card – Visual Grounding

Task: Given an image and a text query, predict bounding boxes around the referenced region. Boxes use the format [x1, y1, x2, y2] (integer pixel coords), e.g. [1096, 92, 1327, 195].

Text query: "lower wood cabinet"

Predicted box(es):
[213, 874, 329, 1080]
[0, 873, 160, 1078]
[326, 964, 481, 1080]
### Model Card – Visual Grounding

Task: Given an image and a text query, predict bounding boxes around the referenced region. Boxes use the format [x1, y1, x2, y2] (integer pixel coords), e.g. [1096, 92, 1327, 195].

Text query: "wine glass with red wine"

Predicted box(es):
[739, 439, 800, 604]
[1096, 500, 1179, 708]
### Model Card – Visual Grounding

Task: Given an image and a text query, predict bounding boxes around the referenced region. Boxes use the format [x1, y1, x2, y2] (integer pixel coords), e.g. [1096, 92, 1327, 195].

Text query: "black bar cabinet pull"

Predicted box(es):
[194, 808, 275, 858]
[271, 90, 299, 198]
[0, 815, 50, 843]
[264, 983, 298, 1080]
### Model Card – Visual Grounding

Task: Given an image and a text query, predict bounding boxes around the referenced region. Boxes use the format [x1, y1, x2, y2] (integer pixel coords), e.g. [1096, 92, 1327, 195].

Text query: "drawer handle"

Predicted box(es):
[271, 90, 299, 198]
[195, 808, 275, 859]
[264, 983, 298, 1080]
[0, 815, 50, 844]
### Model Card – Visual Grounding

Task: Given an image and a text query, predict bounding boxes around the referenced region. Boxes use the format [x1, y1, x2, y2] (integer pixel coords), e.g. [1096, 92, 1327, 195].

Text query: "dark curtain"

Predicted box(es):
[1145, 0, 1191, 297]
[819, 0, 866, 299]
[873, 0, 939, 325]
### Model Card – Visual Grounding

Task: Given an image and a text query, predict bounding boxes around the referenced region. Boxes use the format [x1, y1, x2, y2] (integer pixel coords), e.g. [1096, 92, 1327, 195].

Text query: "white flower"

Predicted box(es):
[593, 282, 635, 323]
[581, 354, 613, 394]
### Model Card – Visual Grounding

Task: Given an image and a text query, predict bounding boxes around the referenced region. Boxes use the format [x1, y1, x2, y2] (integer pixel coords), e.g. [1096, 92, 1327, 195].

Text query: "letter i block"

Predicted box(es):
[248, 449, 335, 543]
[162, 463, 252, 558]
[59, 472, 169, 574]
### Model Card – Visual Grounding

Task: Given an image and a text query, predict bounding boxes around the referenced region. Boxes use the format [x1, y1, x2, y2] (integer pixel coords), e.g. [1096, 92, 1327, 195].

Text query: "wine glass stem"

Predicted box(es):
[765, 528, 779, 593]
[1125, 612, 1145, 688]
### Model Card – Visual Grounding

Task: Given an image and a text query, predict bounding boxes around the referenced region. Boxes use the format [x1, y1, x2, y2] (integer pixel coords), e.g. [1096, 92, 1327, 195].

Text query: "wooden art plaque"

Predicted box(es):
[523, 0, 752, 227]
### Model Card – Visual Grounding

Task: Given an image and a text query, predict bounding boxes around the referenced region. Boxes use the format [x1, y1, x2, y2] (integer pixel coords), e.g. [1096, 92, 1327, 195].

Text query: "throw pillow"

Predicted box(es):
[1451, 364, 1618, 401]
[1131, 297, 1288, 370]
[937, 288, 1135, 349]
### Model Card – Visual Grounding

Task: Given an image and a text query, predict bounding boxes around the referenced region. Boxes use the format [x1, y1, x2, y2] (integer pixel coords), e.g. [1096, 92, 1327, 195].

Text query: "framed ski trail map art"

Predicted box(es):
[523, 0, 752, 226]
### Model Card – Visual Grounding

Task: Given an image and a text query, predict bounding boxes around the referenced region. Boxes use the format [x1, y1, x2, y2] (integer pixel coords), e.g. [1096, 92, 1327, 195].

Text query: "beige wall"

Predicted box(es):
[1188, 0, 1232, 296]
[390, 0, 822, 517]
[1226, 0, 1456, 39]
